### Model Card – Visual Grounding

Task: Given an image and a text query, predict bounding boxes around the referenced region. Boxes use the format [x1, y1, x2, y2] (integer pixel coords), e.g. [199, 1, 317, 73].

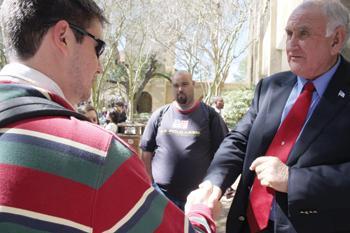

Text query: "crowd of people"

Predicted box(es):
[1, 0, 350, 233]
[77, 101, 127, 134]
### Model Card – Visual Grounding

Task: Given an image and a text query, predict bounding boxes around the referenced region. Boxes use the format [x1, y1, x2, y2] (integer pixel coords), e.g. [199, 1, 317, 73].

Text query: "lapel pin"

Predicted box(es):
[338, 90, 345, 98]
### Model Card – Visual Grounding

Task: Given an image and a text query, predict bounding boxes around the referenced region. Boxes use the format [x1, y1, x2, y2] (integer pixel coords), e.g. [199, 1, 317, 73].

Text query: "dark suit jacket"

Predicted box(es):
[205, 57, 350, 233]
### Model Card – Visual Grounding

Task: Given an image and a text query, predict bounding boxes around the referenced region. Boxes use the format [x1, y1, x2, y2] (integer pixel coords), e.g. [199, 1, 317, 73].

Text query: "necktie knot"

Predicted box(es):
[303, 82, 315, 92]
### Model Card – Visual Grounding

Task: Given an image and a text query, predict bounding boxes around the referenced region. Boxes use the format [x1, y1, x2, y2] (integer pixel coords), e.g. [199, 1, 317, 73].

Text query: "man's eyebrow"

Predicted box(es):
[285, 24, 310, 31]
[298, 25, 310, 31]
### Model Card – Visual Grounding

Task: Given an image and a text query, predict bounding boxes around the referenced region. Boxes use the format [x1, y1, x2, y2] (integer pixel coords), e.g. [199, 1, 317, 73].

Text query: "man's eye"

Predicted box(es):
[299, 30, 309, 38]
[285, 30, 292, 39]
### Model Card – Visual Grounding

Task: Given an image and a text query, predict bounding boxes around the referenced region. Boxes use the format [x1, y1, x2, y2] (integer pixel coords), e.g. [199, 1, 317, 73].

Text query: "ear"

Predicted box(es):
[192, 80, 196, 86]
[330, 26, 347, 55]
[50, 20, 71, 56]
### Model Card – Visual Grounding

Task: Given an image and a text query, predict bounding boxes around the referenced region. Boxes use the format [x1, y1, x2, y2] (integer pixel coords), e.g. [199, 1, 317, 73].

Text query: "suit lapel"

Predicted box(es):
[287, 59, 350, 165]
[259, 75, 296, 155]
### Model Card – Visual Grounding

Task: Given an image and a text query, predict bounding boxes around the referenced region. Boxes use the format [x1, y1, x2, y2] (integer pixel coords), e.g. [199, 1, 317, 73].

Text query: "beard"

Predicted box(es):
[176, 93, 187, 104]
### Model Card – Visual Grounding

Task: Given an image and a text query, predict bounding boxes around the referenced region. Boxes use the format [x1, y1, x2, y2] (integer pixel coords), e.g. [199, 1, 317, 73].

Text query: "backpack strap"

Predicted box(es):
[154, 104, 170, 136]
[0, 96, 88, 128]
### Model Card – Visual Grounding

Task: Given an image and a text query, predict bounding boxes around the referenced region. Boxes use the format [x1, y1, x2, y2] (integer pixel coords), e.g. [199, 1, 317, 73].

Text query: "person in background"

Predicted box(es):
[0, 0, 215, 232]
[104, 110, 119, 133]
[78, 104, 99, 124]
[115, 101, 127, 133]
[186, 1, 350, 232]
[211, 96, 224, 115]
[140, 70, 228, 210]
[115, 101, 127, 123]
[98, 106, 108, 125]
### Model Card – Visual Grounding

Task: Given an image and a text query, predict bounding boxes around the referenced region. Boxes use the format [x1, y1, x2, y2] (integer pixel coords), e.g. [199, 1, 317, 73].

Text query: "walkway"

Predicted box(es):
[216, 195, 233, 233]
[216, 177, 239, 233]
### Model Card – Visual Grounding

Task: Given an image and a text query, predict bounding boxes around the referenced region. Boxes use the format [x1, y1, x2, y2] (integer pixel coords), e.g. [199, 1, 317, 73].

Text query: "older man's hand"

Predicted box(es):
[185, 180, 222, 219]
[250, 156, 289, 193]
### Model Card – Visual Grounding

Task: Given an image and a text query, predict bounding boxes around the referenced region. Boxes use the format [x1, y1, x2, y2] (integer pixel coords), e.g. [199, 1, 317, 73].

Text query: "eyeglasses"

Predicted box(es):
[68, 23, 106, 58]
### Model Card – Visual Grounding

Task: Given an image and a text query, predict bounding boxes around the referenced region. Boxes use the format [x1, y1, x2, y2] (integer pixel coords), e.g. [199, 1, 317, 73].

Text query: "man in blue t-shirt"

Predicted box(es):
[140, 71, 228, 209]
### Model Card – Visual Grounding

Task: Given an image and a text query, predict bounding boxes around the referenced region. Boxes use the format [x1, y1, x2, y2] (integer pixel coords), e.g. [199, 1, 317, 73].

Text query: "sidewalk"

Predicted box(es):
[216, 195, 233, 233]
[216, 177, 240, 233]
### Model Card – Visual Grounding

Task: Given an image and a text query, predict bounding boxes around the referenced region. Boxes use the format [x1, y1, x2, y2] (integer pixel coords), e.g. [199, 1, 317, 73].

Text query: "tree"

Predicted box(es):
[158, 0, 251, 103]
[111, 0, 174, 121]
[110, 54, 161, 120]
[93, 0, 176, 121]
[0, 33, 8, 68]
[91, 0, 128, 111]
[93, 0, 251, 120]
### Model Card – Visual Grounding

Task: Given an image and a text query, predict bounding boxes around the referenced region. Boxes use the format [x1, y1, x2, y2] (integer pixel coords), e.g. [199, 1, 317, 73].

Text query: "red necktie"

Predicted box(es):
[247, 82, 315, 233]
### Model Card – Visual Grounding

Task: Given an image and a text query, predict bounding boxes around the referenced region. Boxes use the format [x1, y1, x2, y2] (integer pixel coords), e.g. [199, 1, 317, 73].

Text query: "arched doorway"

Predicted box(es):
[137, 92, 152, 113]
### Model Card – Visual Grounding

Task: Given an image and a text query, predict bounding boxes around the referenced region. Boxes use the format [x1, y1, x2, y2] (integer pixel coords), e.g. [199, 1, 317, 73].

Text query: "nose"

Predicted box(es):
[286, 34, 298, 51]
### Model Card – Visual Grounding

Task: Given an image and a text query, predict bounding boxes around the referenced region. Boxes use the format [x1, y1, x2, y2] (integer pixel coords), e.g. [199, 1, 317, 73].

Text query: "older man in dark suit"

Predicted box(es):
[186, 0, 350, 232]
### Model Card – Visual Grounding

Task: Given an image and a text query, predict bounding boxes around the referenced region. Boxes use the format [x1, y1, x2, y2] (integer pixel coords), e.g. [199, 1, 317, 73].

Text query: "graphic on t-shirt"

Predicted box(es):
[160, 128, 200, 136]
[158, 119, 200, 136]
[172, 119, 189, 129]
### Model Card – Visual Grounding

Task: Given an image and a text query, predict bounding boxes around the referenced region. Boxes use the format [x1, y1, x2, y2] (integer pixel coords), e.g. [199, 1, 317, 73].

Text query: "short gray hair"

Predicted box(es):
[301, 0, 350, 41]
[211, 96, 223, 104]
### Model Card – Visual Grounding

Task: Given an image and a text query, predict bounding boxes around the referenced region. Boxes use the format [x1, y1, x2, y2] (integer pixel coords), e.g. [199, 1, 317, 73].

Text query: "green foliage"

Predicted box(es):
[0, 40, 8, 68]
[222, 86, 255, 129]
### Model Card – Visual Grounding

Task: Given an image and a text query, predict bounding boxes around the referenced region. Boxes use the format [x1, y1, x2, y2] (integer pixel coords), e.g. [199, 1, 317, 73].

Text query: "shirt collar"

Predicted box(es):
[0, 63, 66, 100]
[297, 56, 341, 97]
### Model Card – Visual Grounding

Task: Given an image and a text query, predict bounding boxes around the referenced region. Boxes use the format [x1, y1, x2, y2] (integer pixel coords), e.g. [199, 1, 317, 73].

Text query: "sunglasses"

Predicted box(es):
[68, 23, 106, 58]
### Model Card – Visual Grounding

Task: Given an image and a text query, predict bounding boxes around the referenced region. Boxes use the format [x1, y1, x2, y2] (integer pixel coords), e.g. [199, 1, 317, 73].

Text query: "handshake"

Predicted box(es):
[185, 180, 223, 219]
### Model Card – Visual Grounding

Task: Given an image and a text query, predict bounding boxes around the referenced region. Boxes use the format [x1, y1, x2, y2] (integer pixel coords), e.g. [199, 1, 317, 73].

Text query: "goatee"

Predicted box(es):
[176, 96, 187, 104]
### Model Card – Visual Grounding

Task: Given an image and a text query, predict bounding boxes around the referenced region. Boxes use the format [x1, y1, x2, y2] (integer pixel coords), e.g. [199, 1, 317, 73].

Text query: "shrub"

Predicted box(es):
[222, 86, 255, 129]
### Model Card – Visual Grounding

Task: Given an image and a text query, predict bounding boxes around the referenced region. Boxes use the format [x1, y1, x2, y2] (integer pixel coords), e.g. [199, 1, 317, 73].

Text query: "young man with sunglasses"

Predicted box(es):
[0, 0, 215, 232]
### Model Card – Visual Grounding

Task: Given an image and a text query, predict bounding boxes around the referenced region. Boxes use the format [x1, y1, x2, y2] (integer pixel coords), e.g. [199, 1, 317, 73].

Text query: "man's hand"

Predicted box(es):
[250, 156, 289, 193]
[185, 181, 222, 219]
